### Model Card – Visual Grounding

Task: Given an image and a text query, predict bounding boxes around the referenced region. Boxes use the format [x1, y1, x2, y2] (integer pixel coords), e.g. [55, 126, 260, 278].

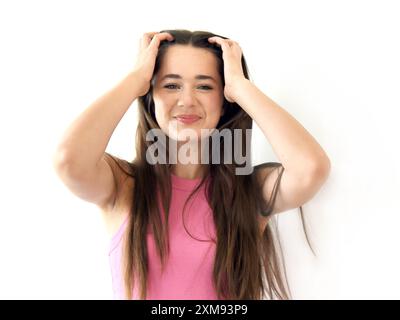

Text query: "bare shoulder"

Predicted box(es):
[100, 153, 135, 240]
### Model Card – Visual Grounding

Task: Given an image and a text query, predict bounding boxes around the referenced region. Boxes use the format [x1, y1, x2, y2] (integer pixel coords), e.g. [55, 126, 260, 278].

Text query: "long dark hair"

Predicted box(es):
[105, 29, 314, 299]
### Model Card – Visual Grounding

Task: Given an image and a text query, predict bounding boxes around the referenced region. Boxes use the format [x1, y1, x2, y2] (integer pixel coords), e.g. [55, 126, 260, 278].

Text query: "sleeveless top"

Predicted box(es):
[108, 173, 219, 299]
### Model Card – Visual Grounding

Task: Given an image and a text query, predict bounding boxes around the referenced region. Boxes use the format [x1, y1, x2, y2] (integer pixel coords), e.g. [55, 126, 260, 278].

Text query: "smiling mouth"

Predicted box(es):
[174, 115, 201, 124]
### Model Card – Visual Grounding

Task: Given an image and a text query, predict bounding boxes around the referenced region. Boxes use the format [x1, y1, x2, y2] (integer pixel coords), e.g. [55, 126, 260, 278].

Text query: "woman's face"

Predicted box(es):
[152, 45, 224, 142]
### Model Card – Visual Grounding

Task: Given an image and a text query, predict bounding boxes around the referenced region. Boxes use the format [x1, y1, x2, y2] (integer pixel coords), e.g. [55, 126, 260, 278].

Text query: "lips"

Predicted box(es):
[174, 114, 201, 124]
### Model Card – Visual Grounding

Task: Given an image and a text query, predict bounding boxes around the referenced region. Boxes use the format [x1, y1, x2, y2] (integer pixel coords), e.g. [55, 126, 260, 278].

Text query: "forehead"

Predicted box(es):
[157, 45, 219, 80]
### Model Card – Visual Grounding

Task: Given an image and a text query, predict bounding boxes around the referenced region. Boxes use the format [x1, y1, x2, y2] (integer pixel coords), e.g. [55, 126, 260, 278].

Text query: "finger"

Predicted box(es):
[208, 37, 232, 49]
[141, 32, 174, 49]
[208, 36, 230, 42]
[208, 36, 222, 44]
[149, 32, 174, 48]
[211, 39, 231, 52]
[150, 32, 174, 41]
[139, 32, 157, 48]
[144, 31, 159, 38]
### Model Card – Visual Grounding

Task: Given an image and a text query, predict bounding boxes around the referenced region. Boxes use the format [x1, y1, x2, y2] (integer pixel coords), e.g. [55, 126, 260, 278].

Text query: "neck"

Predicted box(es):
[171, 163, 206, 180]
[169, 138, 207, 179]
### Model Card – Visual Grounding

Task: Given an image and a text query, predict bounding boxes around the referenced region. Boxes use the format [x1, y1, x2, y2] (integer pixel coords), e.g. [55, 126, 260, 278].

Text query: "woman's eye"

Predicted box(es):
[163, 84, 212, 90]
[199, 85, 212, 90]
[164, 84, 179, 89]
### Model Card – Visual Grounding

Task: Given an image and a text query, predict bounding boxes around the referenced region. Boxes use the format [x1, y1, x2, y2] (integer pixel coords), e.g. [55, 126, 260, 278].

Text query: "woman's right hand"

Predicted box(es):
[132, 32, 174, 96]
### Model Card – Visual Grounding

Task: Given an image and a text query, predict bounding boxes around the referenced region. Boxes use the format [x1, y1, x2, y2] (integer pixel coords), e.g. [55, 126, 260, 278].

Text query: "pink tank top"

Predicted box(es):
[108, 173, 219, 299]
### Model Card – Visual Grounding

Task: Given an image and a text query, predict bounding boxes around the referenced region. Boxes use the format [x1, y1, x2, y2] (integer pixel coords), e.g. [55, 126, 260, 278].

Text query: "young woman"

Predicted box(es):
[53, 29, 331, 300]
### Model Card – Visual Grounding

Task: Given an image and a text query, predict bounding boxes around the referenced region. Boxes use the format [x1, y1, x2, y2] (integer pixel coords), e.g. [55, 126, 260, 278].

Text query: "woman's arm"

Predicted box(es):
[52, 71, 142, 174]
[232, 78, 331, 182]
[232, 79, 331, 215]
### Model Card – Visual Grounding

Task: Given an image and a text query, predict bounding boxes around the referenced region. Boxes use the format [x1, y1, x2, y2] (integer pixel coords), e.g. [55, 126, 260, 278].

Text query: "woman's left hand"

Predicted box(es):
[208, 36, 246, 103]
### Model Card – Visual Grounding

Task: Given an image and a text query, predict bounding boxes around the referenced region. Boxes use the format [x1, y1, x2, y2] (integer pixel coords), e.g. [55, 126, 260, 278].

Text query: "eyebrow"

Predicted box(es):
[160, 73, 217, 83]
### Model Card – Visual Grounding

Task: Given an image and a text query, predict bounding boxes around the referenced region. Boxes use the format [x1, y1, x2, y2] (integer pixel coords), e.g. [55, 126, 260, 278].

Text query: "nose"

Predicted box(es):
[177, 86, 196, 108]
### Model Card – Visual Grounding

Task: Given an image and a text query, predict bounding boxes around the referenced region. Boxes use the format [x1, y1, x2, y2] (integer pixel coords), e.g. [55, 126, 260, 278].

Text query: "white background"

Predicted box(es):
[1, 0, 399, 299]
